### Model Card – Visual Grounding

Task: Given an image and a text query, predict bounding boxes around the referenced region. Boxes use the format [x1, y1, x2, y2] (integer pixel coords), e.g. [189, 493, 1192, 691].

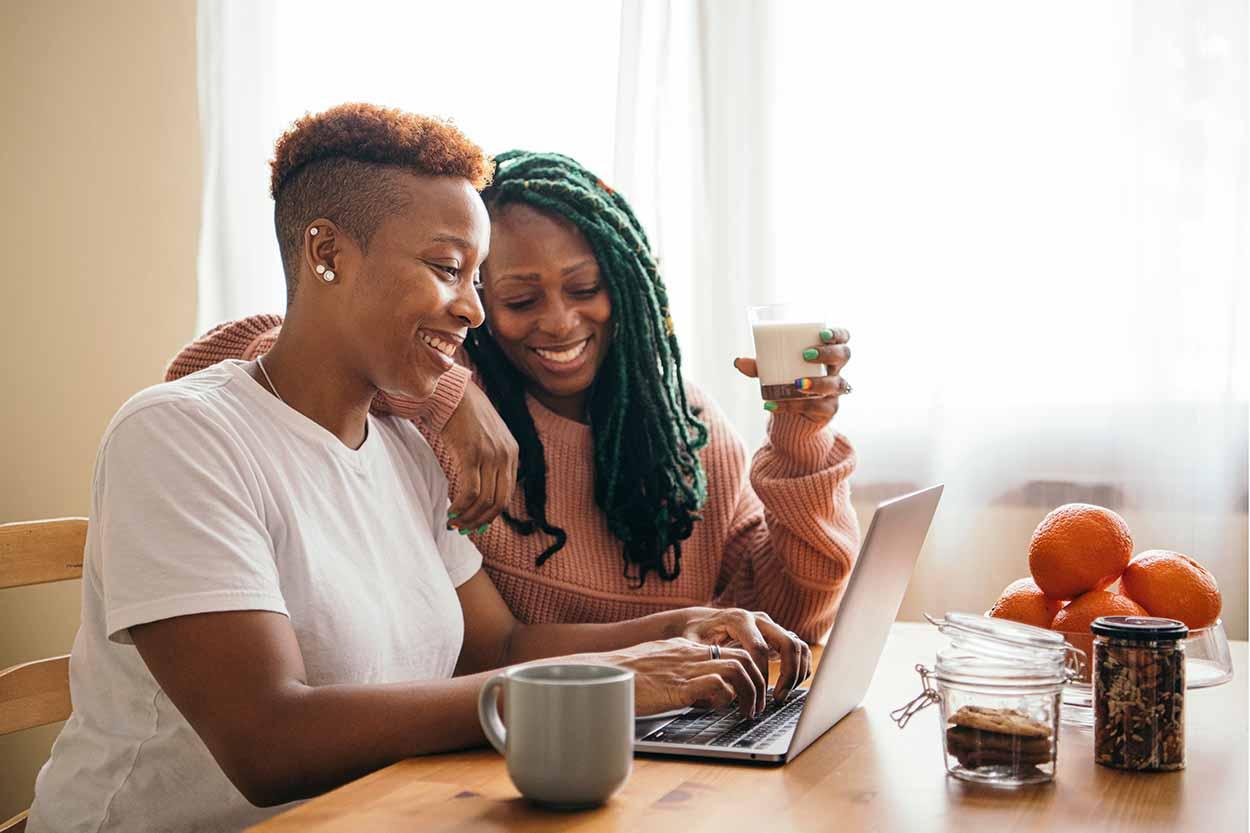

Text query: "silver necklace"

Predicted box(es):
[256, 356, 284, 404]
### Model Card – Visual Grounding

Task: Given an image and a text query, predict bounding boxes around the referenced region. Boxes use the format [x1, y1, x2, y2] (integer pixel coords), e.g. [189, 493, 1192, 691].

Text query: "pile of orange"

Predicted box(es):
[989, 503, 1222, 634]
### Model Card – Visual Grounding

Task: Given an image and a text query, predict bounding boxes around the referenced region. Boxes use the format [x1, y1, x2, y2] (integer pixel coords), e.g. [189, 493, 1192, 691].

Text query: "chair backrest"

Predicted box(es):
[0, 518, 86, 592]
[0, 518, 86, 833]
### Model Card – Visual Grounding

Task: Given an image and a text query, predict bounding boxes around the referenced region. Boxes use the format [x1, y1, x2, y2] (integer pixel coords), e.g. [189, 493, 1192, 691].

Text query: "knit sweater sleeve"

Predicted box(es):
[163, 314, 470, 430]
[711, 405, 861, 643]
[164, 314, 284, 381]
[372, 363, 470, 432]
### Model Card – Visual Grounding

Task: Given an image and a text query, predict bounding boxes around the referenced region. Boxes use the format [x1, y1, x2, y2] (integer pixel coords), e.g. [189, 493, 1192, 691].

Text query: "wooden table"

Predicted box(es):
[248, 623, 1247, 833]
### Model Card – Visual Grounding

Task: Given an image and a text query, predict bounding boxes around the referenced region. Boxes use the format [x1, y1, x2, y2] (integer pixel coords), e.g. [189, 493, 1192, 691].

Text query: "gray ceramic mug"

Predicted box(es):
[477, 663, 635, 807]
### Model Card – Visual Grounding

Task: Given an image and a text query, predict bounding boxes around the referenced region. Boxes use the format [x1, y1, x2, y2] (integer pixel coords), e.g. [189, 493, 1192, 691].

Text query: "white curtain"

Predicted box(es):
[613, 0, 781, 442]
[197, 0, 284, 329]
[615, 0, 1247, 635]
[196, 0, 622, 330]
[197, 0, 1246, 634]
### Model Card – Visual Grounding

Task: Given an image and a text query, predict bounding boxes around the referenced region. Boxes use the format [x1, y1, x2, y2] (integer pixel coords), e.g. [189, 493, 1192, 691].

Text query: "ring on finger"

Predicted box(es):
[709, 644, 721, 660]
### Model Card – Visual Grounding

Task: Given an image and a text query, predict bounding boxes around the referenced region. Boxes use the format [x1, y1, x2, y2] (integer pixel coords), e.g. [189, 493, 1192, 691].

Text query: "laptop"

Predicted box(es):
[634, 484, 943, 763]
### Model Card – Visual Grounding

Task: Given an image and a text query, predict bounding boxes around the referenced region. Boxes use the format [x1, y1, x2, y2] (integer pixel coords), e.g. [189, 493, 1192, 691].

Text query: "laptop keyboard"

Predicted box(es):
[639, 689, 808, 749]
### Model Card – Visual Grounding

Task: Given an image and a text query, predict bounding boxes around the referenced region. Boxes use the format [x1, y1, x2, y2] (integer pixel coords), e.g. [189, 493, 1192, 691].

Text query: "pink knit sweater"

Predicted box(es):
[166, 316, 861, 641]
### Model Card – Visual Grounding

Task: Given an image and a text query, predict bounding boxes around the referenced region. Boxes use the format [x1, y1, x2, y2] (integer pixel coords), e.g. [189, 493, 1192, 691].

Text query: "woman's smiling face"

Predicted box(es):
[479, 202, 613, 420]
[336, 173, 489, 402]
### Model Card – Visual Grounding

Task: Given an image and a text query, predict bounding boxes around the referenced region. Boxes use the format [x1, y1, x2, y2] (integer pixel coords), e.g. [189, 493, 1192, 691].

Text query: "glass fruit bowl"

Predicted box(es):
[1182, 619, 1236, 688]
[1055, 619, 1234, 726]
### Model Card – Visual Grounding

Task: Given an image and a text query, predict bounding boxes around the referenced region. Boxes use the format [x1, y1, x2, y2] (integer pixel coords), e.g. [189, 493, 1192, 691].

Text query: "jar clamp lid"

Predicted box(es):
[928, 613, 1083, 682]
[891, 613, 1084, 728]
[932, 612, 1070, 656]
[1090, 615, 1188, 641]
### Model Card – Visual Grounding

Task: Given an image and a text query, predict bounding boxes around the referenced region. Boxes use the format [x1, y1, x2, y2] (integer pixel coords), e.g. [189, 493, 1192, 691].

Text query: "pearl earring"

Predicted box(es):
[309, 227, 318, 236]
[323, 270, 335, 282]
[315, 265, 326, 275]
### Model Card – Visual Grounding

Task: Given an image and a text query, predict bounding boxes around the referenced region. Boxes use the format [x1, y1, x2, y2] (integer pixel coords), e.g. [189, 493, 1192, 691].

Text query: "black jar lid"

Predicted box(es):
[1090, 615, 1188, 641]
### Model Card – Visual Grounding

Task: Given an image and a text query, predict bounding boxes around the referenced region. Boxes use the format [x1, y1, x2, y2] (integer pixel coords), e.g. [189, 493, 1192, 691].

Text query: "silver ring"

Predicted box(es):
[710, 644, 721, 660]
[843, 382, 853, 395]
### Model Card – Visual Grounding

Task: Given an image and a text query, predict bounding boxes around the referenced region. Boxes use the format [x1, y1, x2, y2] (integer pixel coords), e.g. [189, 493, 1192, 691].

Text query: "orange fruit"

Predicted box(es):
[1028, 503, 1133, 599]
[1121, 549, 1222, 629]
[988, 578, 1064, 628]
[1050, 590, 1147, 633]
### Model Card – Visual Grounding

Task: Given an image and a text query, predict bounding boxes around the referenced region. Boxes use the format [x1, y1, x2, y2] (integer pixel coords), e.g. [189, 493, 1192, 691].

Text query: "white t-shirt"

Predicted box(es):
[28, 361, 482, 833]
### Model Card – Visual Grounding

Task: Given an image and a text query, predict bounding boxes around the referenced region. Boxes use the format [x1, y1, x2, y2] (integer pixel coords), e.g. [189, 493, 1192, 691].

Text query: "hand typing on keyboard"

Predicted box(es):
[597, 637, 769, 719]
[582, 609, 812, 722]
[676, 608, 813, 703]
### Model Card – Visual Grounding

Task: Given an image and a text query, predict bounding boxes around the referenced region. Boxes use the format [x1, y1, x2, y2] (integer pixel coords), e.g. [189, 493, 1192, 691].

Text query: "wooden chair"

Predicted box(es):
[0, 518, 87, 833]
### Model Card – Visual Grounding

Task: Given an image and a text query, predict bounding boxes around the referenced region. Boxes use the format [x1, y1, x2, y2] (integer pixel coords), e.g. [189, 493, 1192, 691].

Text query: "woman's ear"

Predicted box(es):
[303, 219, 344, 284]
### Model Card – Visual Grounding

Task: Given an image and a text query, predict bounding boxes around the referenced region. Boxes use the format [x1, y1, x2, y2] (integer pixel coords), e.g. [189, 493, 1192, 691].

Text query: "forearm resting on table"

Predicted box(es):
[219, 673, 495, 806]
[132, 610, 498, 808]
[226, 613, 689, 804]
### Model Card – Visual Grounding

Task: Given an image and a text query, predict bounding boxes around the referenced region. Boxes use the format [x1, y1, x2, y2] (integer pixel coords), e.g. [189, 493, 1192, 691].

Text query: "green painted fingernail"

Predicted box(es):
[447, 512, 459, 519]
[475, 524, 489, 534]
[820, 329, 834, 341]
[458, 528, 469, 536]
[802, 348, 819, 361]
[763, 401, 778, 412]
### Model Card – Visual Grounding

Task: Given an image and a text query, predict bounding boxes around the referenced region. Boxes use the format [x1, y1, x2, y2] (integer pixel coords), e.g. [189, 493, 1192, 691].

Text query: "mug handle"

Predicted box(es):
[477, 673, 508, 755]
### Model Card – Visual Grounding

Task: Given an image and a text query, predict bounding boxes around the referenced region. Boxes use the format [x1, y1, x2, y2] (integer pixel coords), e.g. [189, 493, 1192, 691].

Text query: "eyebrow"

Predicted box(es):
[497, 258, 599, 283]
[431, 234, 476, 249]
[561, 258, 598, 277]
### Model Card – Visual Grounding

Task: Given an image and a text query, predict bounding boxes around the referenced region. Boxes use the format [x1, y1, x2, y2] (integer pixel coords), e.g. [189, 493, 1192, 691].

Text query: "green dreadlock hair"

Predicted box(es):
[467, 150, 709, 585]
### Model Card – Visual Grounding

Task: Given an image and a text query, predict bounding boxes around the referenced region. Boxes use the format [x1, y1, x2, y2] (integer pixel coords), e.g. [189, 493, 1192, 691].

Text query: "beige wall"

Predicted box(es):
[0, 0, 200, 820]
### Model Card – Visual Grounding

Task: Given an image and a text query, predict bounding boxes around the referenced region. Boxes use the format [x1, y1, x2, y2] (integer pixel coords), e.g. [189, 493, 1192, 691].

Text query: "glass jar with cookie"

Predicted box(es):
[893, 613, 1083, 787]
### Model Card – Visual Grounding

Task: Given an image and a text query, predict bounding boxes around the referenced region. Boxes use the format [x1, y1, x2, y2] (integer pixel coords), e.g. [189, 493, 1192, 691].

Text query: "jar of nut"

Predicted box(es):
[893, 613, 1082, 787]
[1091, 615, 1187, 771]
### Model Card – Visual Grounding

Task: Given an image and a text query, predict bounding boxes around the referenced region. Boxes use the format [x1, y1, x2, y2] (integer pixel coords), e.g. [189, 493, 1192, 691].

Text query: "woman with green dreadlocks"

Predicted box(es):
[171, 150, 858, 647]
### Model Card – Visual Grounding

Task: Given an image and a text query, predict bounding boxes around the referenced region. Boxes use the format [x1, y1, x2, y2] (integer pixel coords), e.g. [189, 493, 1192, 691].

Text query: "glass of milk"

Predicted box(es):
[748, 303, 827, 400]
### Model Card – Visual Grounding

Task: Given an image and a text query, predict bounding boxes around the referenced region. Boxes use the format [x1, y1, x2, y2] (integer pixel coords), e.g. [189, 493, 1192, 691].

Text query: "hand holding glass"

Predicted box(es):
[748, 304, 829, 401]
